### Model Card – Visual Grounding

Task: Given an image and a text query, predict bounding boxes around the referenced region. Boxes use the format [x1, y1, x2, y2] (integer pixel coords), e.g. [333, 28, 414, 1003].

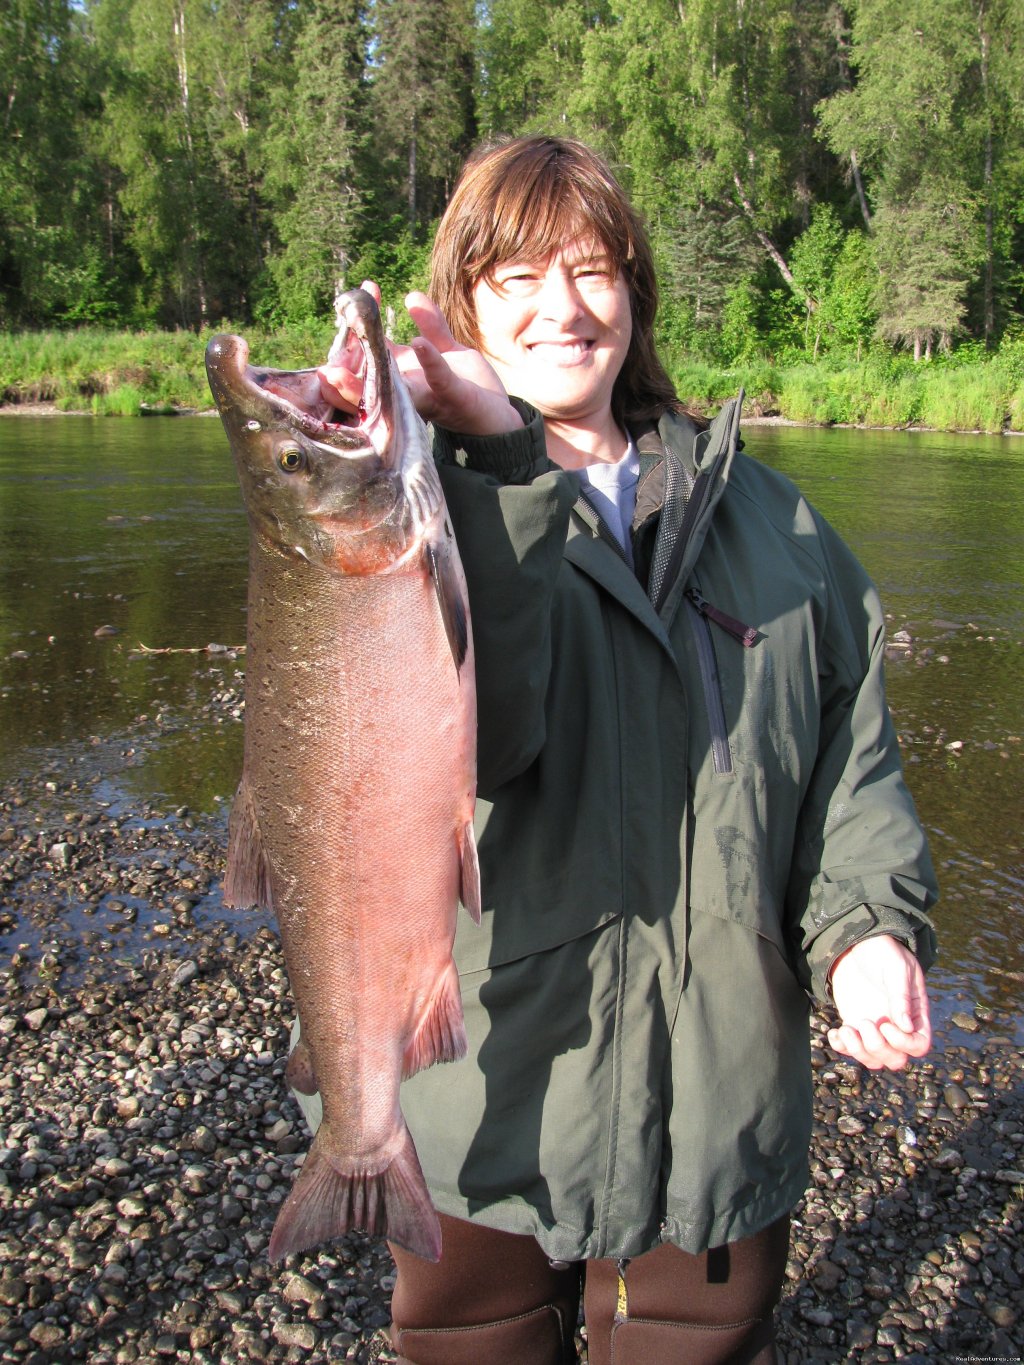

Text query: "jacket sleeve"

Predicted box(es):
[433, 401, 578, 797]
[784, 509, 938, 1001]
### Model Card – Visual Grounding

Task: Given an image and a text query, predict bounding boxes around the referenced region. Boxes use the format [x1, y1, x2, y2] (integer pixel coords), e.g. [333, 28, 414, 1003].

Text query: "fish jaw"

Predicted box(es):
[205, 295, 421, 574]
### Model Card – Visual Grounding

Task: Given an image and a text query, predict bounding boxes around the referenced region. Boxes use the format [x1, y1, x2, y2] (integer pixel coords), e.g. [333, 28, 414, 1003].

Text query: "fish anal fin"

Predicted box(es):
[223, 778, 273, 911]
[285, 1037, 318, 1097]
[459, 818, 481, 925]
[267, 1123, 441, 1263]
[426, 540, 469, 674]
[402, 959, 467, 1080]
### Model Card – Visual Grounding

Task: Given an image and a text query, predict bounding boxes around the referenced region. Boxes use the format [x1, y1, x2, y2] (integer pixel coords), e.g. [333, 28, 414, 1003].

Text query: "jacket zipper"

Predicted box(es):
[684, 589, 758, 776]
[685, 586, 759, 648]
[686, 596, 733, 776]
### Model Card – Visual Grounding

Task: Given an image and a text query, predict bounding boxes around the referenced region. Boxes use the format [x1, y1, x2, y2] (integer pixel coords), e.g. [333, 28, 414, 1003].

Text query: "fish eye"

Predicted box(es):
[278, 447, 306, 474]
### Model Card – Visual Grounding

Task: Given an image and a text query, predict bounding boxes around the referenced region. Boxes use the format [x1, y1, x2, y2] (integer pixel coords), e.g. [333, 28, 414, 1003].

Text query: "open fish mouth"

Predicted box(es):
[210, 289, 394, 457]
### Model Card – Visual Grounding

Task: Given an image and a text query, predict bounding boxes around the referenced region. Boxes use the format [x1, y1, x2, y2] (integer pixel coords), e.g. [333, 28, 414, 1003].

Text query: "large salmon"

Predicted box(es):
[205, 289, 479, 1264]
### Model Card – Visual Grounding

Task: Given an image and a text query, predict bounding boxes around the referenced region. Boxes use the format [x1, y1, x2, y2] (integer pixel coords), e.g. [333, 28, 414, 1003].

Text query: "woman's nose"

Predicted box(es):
[537, 268, 584, 323]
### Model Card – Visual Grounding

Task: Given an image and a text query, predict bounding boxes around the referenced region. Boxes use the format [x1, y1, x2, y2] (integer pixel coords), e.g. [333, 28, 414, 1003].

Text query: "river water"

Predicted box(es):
[1, 415, 1022, 1036]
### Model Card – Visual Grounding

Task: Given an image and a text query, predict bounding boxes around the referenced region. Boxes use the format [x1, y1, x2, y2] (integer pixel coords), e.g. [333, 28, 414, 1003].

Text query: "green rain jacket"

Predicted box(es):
[399, 398, 936, 1262]
[292, 398, 937, 1261]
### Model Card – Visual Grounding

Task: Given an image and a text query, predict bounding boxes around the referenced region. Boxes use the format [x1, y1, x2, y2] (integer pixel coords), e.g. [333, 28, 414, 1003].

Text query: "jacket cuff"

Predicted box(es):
[807, 904, 938, 1002]
[432, 399, 549, 483]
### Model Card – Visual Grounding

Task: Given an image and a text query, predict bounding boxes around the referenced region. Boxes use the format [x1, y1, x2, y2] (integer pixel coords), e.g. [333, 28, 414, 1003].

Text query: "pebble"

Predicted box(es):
[171, 959, 200, 989]
[0, 775, 1021, 1365]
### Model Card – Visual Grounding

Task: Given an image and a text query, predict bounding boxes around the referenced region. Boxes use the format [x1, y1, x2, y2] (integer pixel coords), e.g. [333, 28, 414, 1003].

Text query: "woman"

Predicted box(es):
[318, 136, 937, 1365]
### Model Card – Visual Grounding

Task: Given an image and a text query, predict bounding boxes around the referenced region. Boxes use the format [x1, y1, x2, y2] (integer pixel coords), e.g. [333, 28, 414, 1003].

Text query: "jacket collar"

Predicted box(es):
[565, 394, 744, 636]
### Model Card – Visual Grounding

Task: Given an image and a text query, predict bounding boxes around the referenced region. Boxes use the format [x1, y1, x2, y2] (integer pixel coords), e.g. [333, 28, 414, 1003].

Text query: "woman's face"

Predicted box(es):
[471, 238, 632, 426]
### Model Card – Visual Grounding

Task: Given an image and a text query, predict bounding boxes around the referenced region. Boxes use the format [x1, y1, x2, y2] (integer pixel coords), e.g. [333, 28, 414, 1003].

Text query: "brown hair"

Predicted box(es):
[429, 135, 684, 425]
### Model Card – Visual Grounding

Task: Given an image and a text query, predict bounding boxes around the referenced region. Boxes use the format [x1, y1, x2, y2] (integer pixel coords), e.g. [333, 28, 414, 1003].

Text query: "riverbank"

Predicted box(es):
[1, 750, 1022, 1364]
[3, 327, 1024, 434]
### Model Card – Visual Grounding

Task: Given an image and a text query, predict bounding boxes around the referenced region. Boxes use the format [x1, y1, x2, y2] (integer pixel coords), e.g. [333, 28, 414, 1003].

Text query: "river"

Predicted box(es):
[1, 415, 1022, 1037]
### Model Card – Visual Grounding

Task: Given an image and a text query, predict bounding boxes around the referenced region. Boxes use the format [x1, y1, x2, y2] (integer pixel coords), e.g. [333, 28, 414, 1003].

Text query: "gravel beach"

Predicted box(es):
[1, 737, 1021, 1365]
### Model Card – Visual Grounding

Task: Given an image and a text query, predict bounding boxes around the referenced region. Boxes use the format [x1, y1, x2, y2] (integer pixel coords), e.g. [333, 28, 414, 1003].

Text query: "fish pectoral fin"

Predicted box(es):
[402, 959, 467, 1080]
[223, 778, 273, 911]
[426, 540, 470, 675]
[285, 1037, 318, 1097]
[267, 1123, 442, 1263]
[459, 818, 481, 925]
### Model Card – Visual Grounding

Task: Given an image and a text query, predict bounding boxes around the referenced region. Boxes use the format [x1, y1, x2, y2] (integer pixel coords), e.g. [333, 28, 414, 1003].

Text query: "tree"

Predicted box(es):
[0, 1, 114, 324]
[873, 181, 981, 358]
[370, 0, 477, 235]
[816, 0, 1024, 345]
[259, 0, 368, 323]
[94, 0, 262, 326]
[478, 0, 612, 137]
[566, 0, 845, 348]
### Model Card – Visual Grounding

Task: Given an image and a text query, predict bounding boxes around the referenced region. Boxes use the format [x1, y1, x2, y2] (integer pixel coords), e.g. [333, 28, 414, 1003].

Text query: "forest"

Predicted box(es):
[3, 0, 1024, 424]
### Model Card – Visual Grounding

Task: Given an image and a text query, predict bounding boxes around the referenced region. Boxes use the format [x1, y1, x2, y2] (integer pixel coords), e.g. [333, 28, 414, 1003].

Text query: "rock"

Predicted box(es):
[283, 1273, 322, 1305]
[985, 1303, 1017, 1329]
[932, 1147, 964, 1170]
[0, 1278, 27, 1307]
[23, 1008, 48, 1031]
[811, 1260, 844, 1292]
[28, 1322, 66, 1349]
[800, 1305, 833, 1326]
[273, 1320, 320, 1351]
[171, 959, 199, 989]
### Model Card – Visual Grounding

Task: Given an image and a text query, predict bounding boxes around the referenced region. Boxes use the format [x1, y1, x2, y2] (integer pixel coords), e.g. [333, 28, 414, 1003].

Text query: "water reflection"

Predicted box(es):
[1, 416, 1022, 1030]
[0, 417, 248, 805]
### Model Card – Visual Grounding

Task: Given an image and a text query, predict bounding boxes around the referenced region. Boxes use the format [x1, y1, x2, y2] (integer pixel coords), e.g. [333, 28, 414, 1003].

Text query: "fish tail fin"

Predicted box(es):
[383, 1124, 443, 1261]
[223, 778, 273, 911]
[459, 817, 481, 925]
[402, 958, 467, 1079]
[267, 1125, 441, 1263]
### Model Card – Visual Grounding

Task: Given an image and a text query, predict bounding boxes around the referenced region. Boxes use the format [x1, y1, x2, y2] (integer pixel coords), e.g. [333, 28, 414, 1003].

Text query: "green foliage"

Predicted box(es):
[873, 181, 983, 357]
[256, 0, 368, 326]
[370, 0, 477, 231]
[1, 0, 1022, 397]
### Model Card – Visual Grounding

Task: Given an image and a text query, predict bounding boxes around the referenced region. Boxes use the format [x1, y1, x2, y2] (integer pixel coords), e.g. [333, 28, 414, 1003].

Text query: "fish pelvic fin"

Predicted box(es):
[402, 958, 467, 1080]
[267, 1124, 441, 1264]
[223, 778, 273, 911]
[459, 818, 481, 925]
[285, 1037, 318, 1097]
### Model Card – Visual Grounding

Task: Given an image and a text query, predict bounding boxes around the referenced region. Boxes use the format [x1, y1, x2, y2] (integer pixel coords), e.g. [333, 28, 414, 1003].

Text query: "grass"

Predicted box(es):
[2, 325, 1023, 434]
[0, 323, 337, 415]
[671, 347, 1023, 434]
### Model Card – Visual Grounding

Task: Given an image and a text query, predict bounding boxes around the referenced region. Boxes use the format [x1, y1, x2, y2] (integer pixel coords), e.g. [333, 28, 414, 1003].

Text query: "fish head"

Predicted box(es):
[205, 290, 422, 572]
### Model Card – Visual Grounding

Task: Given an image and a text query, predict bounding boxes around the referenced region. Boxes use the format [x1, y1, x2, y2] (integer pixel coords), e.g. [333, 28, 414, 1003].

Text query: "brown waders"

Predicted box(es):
[389, 1213, 789, 1364]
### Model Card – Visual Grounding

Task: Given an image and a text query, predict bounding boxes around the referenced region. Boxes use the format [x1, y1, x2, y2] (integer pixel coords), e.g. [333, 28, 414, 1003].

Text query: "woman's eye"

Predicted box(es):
[576, 265, 613, 283]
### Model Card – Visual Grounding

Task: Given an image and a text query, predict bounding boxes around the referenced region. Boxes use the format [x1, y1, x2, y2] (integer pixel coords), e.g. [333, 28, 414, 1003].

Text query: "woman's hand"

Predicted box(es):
[827, 934, 932, 1071]
[318, 283, 523, 437]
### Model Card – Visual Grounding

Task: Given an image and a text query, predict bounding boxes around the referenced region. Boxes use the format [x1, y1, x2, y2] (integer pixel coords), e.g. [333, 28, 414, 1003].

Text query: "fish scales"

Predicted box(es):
[205, 287, 479, 1264]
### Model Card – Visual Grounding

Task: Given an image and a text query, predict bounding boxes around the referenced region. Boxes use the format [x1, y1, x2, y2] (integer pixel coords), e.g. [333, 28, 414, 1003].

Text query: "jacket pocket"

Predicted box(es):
[453, 795, 623, 974]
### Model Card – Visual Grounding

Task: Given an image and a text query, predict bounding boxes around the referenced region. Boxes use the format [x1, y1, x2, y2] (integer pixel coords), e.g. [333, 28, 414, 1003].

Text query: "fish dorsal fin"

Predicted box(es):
[284, 1037, 318, 1097]
[222, 778, 273, 912]
[426, 538, 470, 674]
